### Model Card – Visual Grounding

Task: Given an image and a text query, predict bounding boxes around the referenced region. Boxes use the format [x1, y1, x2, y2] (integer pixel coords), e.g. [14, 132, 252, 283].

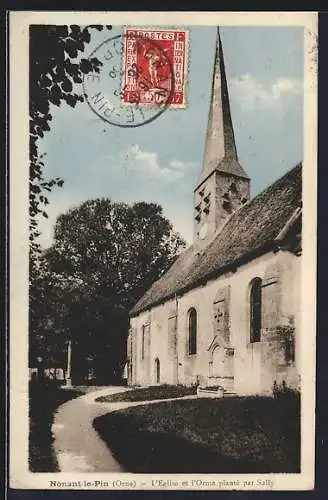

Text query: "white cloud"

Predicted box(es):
[121, 145, 197, 183]
[229, 75, 303, 111]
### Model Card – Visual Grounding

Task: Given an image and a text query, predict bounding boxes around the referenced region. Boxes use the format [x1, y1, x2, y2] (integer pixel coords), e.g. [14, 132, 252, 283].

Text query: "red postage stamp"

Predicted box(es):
[122, 27, 189, 108]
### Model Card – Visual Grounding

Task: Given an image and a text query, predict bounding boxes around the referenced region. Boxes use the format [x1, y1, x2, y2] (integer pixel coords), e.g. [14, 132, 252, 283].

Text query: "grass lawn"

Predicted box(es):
[29, 381, 89, 472]
[95, 384, 197, 403]
[94, 394, 300, 473]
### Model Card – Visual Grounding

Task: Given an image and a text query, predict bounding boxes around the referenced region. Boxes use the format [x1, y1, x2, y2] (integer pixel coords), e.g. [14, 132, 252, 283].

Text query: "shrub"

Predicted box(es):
[272, 380, 300, 402]
[96, 384, 197, 403]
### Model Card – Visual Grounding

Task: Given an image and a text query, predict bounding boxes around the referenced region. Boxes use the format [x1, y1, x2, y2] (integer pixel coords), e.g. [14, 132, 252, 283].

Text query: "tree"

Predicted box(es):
[29, 24, 111, 271]
[29, 252, 73, 375]
[30, 199, 186, 384]
[29, 24, 111, 379]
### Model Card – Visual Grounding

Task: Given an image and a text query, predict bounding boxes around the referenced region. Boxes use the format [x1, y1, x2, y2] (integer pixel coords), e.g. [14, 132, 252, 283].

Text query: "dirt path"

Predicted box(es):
[52, 387, 197, 472]
[52, 386, 131, 472]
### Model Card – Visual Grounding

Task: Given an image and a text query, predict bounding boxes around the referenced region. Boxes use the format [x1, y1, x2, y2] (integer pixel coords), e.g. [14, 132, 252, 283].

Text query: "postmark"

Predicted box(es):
[83, 29, 189, 128]
[83, 34, 174, 128]
[83, 30, 180, 128]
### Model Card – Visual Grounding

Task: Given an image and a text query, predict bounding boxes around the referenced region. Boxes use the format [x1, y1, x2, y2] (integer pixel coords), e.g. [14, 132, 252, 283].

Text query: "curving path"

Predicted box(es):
[52, 386, 131, 472]
[52, 387, 197, 472]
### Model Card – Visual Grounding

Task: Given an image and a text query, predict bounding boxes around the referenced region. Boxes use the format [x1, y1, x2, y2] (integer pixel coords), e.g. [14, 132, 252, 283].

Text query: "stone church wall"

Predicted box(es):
[130, 298, 179, 386]
[130, 249, 300, 395]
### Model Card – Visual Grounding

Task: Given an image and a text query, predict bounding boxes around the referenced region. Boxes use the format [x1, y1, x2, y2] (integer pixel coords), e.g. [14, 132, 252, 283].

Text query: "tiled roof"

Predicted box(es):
[130, 163, 302, 316]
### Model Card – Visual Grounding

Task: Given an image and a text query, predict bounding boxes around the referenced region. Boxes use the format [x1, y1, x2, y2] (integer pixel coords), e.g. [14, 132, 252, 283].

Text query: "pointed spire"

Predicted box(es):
[196, 28, 249, 188]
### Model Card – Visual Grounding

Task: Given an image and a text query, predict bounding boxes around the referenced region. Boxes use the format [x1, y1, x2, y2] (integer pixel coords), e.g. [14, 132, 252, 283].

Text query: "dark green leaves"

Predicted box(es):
[61, 77, 73, 93]
[30, 199, 186, 380]
[80, 58, 93, 74]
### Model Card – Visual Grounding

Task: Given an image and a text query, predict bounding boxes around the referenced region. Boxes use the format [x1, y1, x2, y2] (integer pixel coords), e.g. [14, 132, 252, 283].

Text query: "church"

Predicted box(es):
[127, 28, 302, 395]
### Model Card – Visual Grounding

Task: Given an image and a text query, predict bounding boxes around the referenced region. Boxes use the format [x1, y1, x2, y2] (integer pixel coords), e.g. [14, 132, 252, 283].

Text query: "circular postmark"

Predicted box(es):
[83, 33, 175, 128]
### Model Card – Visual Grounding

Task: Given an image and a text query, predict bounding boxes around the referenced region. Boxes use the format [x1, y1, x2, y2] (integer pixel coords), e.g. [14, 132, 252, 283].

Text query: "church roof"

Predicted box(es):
[130, 163, 302, 317]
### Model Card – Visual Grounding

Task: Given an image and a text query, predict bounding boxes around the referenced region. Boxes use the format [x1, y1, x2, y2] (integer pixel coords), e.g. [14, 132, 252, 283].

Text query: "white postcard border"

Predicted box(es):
[9, 10, 318, 491]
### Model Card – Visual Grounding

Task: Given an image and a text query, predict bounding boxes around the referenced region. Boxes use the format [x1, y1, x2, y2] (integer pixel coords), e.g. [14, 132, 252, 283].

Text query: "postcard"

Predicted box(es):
[9, 11, 317, 491]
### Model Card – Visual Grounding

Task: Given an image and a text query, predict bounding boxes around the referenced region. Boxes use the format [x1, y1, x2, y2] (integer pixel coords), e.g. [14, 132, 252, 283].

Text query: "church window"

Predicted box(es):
[285, 330, 295, 364]
[155, 358, 160, 383]
[141, 326, 145, 360]
[188, 308, 197, 355]
[127, 330, 132, 360]
[250, 278, 262, 343]
[229, 182, 237, 193]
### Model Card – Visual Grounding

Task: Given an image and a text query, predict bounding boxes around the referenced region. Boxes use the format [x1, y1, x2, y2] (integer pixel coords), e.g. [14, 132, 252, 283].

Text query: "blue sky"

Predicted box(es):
[38, 25, 304, 247]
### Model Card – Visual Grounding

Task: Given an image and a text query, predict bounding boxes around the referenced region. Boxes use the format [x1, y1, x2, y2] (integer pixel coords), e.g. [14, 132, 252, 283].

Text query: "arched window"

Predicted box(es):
[188, 308, 197, 355]
[250, 278, 262, 343]
[141, 326, 145, 360]
[155, 358, 160, 383]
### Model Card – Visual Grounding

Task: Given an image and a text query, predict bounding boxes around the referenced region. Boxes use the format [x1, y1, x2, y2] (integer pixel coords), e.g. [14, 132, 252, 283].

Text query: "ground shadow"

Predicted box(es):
[94, 411, 300, 474]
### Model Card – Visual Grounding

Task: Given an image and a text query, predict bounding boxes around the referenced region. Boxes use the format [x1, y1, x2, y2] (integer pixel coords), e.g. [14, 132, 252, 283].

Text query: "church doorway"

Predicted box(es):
[154, 358, 160, 384]
[127, 361, 132, 385]
[210, 345, 234, 391]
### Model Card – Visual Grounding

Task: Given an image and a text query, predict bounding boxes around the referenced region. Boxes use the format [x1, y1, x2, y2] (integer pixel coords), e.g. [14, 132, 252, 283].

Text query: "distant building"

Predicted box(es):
[127, 28, 301, 395]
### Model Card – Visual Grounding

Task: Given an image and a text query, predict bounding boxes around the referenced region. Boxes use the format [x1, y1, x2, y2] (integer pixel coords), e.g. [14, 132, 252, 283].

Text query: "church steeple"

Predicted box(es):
[194, 28, 250, 243]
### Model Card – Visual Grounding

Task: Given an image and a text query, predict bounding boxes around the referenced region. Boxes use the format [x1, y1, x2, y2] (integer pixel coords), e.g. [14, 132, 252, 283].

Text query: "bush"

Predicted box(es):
[96, 384, 197, 403]
[272, 380, 300, 401]
[198, 385, 224, 391]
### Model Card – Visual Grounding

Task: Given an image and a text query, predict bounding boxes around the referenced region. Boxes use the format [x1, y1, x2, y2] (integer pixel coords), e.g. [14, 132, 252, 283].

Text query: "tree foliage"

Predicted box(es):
[29, 24, 111, 268]
[29, 260, 71, 369]
[30, 199, 186, 384]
